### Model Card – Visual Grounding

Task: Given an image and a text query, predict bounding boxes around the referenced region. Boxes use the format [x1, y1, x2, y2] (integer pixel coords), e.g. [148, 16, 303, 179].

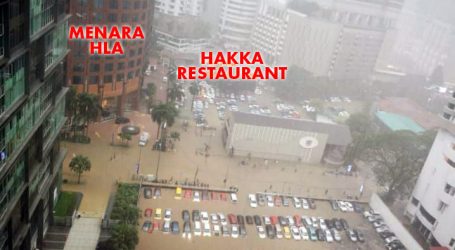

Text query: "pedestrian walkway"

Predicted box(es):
[63, 217, 101, 250]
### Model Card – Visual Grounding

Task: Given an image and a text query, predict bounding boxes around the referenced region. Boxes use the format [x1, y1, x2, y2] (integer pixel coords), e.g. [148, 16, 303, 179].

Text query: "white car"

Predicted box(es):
[331, 229, 341, 242]
[344, 201, 354, 212]
[193, 191, 201, 202]
[299, 226, 309, 240]
[231, 225, 239, 238]
[138, 132, 149, 146]
[210, 213, 219, 224]
[263, 216, 271, 225]
[275, 225, 283, 239]
[218, 213, 227, 226]
[257, 226, 266, 239]
[302, 216, 312, 227]
[248, 194, 258, 208]
[293, 197, 301, 208]
[338, 201, 348, 212]
[291, 226, 301, 240]
[319, 218, 327, 230]
[266, 195, 274, 207]
[311, 217, 318, 228]
[325, 229, 334, 242]
[286, 216, 294, 226]
[164, 209, 172, 221]
[230, 193, 238, 203]
[301, 198, 310, 209]
[213, 224, 221, 236]
[201, 211, 209, 223]
[194, 221, 202, 236]
[203, 222, 211, 237]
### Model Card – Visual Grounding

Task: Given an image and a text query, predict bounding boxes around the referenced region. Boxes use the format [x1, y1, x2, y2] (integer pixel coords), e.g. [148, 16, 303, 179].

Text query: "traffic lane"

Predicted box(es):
[137, 189, 378, 250]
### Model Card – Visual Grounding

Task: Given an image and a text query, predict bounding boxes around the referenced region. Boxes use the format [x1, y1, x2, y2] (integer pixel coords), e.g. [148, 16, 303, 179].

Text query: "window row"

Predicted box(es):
[73, 58, 143, 73]
[72, 69, 141, 84]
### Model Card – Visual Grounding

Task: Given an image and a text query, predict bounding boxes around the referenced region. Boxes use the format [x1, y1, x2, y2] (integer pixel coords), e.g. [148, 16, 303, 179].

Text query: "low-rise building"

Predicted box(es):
[223, 112, 352, 165]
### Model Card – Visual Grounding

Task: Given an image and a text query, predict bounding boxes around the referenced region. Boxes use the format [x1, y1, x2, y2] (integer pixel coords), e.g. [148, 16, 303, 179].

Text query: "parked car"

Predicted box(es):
[275, 224, 283, 239]
[162, 221, 171, 233]
[325, 229, 333, 242]
[331, 229, 341, 242]
[213, 224, 221, 236]
[144, 208, 153, 217]
[325, 219, 334, 229]
[171, 221, 179, 234]
[192, 210, 200, 222]
[291, 226, 301, 240]
[142, 220, 152, 232]
[308, 198, 316, 209]
[347, 229, 357, 242]
[299, 226, 309, 240]
[143, 187, 152, 199]
[330, 200, 339, 210]
[254, 215, 262, 226]
[154, 208, 162, 220]
[333, 219, 343, 230]
[308, 227, 317, 241]
[237, 215, 245, 225]
[153, 187, 161, 199]
[248, 194, 258, 207]
[203, 222, 211, 237]
[274, 195, 282, 207]
[219, 213, 227, 226]
[257, 194, 266, 206]
[319, 218, 327, 230]
[278, 216, 287, 226]
[256, 226, 266, 239]
[301, 198, 310, 209]
[340, 218, 349, 230]
[228, 214, 238, 224]
[164, 209, 172, 221]
[230, 193, 238, 203]
[194, 221, 202, 236]
[211, 213, 219, 224]
[193, 191, 201, 202]
[239, 225, 247, 237]
[231, 225, 240, 238]
[182, 210, 190, 221]
[294, 215, 302, 227]
[183, 221, 191, 238]
[201, 211, 209, 223]
[263, 216, 271, 225]
[283, 226, 291, 239]
[316, 229, 325, 241]
[222, 225, 230, 237]
[282, 196, 290, 207]
[270, 215, 279, 225]
[138, 132, 150, 146]
[293, 197, 301, 208]
[266, 195, 274, 207]
[354, 229, 365, 243]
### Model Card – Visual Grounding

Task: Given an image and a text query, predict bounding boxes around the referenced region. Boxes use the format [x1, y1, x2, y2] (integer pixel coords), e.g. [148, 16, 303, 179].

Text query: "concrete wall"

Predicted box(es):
[369, 193, 423, 250]
[226, 123, 328, 163]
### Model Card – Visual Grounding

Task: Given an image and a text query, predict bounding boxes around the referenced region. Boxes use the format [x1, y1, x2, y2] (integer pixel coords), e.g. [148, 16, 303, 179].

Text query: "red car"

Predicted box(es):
[294, 215, 302, 227]
[152, 221, 160, 232]
[144, 208, 153, 217]
[270, 216, 279, 225]
[228, 214, 238, 224]
[184, 189, 192, 199]
[274, 196, 282, 207]
[211, 192, 219, 200]
[220, 193, 227, 201]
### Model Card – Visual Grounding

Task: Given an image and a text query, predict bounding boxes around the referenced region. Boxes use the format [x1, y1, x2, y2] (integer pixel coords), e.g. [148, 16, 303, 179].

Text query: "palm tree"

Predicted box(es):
[188, 82, 199, 111]
[69, 155, 91, 184]
[167, 83, 184, 103]
[151, 103, 178, 140]
[146, 83, 156, 110]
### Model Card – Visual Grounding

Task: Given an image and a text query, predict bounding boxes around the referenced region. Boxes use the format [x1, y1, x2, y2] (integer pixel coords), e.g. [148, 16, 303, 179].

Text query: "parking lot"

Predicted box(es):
[137, 188, 385, 250]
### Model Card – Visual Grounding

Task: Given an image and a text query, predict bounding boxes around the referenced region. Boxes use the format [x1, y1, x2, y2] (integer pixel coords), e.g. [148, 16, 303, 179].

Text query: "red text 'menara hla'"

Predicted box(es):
[68, 25, 145, 55]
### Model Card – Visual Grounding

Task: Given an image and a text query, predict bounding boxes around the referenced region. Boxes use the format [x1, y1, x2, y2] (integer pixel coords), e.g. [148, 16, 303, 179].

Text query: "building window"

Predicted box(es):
[109, 0, 118, 8]
[444, 183, 455, 196]
[446, 156, 455, 168]
[108, 13, 117, 22]
[419, 205, 436, 224]
[73, 76, 82, 84]
[437, 201, 448, 213]
[117, 62, 124, 70]
[90, 63, 100, 72]
[450, 239, 455, 247]
[116, 74, 124, 81]
[121, 14, 129, 22]
[127, 71, 134, 79]
[105, 63, 113, 71]
[123, 0, 129, 9]
[73, 64, 84, 72]
[134, 1, 141, 9]
[104, 75, 112, 83]
[95, 0, 103, 8]
[128, 60, 134, 68]
[411, 196, 419, 206]
[89, 75, 99, 84]
[136, 59, 142, 66]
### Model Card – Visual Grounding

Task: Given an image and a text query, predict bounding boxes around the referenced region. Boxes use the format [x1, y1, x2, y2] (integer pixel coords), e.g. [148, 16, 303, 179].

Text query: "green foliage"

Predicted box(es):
[69, 155, 91, 184]
[170, 131, 180, 141]
[167, 83, 184, 103]
[344, 113, 374, 164]
[151, 103, 179, 140]
[109, 223, 139, 250]
[361, 131, 433, 201]
[146, 83, 156, 109]
[54, 192, 77, 216]
[65, 89, 100, 137]
[118, 132, 132, 145]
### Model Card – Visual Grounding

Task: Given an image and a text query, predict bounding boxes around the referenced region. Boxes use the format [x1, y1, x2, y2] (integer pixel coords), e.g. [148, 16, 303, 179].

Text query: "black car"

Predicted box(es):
[265, 225, 275, 239]
[278, 216, 287, 226]
[192, 210, 200, 222]
[246, 216, 253, 225]
[239, 225, 247, 237]
[182, 210, 190, 221]
[325, 219, 334, 229]
[171, 221, 179, 234]
[237, 215, 245, 225]
[115, 116, 130, 124]
[316, 229, 325, 241]
[379, 231, 396, 239]
[333, 219, 343, 230]
[183, 221, 191, 235]
[308, 198, 316, 209]
[354, 229, 365, 243]
[143, 187, 152, 199]
[386, 241, 405, 250]
[353, 202, 364, 213]
[257, 194, 266, 206]
[330, 200, 339, 210]
[340, 218, 349, 230]
[254, 215, 262, 226]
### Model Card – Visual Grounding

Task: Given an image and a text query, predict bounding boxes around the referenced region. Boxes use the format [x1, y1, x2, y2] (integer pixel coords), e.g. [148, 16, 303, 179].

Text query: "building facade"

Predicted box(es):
[223, 112, 351, 165]
[0, 0, 69, 249]
[406, 91, 455, 248]
[250, 0, 289, 64]
[67, 0, 153, 118]
[279, 0, 401, 81]
[218, 0, 260, 49]
[155, 0, 205, 16]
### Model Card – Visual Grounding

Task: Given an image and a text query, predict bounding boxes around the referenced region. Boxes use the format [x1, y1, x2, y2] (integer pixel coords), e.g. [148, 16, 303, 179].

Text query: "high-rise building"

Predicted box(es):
[279, 0, 401, 81]
[0, 0, 69, 249]
[405, 95, 455, 248]
[67, 0, 153, 118]
[155, 0, 205, 16]
[218, 0, 260, 49]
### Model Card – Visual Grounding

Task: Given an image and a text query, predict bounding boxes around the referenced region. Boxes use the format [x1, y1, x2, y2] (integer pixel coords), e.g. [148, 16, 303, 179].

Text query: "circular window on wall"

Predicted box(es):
[299, 137, 319, 149]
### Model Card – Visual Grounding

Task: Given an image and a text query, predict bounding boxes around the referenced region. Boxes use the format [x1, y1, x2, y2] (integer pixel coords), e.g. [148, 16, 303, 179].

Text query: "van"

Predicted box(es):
[230, 193, 238, 203]
[138, 132, 150, 146]
[162, 76, 168, 82]
[175, 187, 182, 200]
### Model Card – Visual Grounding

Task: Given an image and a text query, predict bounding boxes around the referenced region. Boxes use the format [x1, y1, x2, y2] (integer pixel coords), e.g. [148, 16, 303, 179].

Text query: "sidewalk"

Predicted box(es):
[64, 217, 101, 250]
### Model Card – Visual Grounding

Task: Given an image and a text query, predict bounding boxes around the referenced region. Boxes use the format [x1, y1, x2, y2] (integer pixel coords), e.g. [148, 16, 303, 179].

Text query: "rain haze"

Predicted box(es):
[1, 0, 455, 250]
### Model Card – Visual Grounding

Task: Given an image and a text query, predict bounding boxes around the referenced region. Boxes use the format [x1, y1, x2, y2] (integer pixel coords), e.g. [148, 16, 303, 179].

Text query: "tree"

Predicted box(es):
[151, 103, 179, 140]
[109, 223, 139, 250]
[118, 132, 132, 145]
[167, 83, 184, 103]
[69, 155, 91, 184]
[344, 113, 374, 164]
[146, 83, 156, 110]
[77, 92, 99, 136]
[361, 131, 433, 202]
[188, 82, 200, 111]
[170, 131, 180, 141]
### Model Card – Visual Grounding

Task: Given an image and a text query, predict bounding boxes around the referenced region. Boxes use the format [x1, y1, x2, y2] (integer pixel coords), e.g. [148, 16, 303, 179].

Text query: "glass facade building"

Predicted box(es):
[0, 0, 69, 249]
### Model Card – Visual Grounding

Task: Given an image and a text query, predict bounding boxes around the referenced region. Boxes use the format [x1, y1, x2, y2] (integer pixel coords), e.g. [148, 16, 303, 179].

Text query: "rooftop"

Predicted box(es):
[230, 112, 352, 146]
[375, 111, 425, 134]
